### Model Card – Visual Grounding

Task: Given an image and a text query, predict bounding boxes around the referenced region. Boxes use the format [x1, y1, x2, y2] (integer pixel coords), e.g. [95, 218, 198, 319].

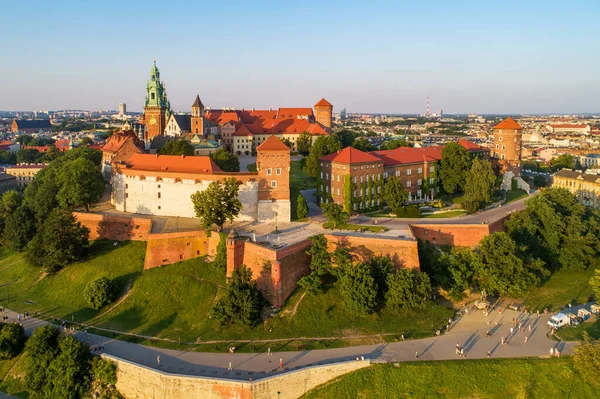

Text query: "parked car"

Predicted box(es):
[578, 309, 591, 322]
[547, 313, 570, 329]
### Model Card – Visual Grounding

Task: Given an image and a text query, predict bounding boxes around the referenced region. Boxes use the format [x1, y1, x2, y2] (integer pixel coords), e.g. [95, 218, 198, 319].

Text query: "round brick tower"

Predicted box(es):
[493, 117, 523, 177]
[314, 98, 333, 132]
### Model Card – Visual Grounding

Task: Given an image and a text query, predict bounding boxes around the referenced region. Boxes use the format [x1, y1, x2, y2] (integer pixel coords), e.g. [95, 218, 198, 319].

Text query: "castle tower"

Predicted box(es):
[190, 94, 205, 135]
[493, 117, 523, 177]
[256, 136, 291, 223]
[314, 98, 333, 132]
[143, 61, 172, 139]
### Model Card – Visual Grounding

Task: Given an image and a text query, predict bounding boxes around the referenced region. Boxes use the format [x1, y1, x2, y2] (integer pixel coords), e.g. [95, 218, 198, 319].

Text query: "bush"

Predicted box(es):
[296, 194, 309, 219]
[386, 269, 432, 310]
[0, 322, 25, 359]
[212, 232, 227, 271]
[84, 277, 117, 310]
[393, 205, 421, 218]
[211, 265, 263, 327]
[338, 262, 378, 314]
[572, 333, 600, 387]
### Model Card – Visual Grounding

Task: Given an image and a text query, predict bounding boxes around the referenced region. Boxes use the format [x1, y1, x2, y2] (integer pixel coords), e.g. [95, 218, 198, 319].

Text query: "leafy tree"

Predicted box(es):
[3, 205, 36, 251]
[17, 148, 42, 164]
[299, 234, 331, 294]
[441, 250, 483, 300]
[333, 129, 356, 147]
[386, 269, 432, 310]
[296, 131, 312, 156]
[532, 174, 547, 188]
[550, 154, 575, 171]
[210, 148, 240, 172]
[0, 151, 17, 164]
[211, 265, 263, 327]
[62, 146, 102, 166]
[191, 178, 242, 231]
[212, 232, 227, 271]
[57, 158, 105, 212]
[281, 138, 293, 150]
[351, 137, 372, 152]
[16, 135, 35, 145]
[84, 277, 117, 310]
[572, 333, 600, 387]
[23, 165, 61, 226]
[463, 158, 496, 212]
[0, 190, 22, 235]
[158, 140, 195, 156]
[590, 269, 600, 301]
[296, 193, 309, 219]
[90, 357, 120, 398]
[369, 255, 394, 297]
[338, 262, 378, 314]
[27, 209, 90, 273]
[304, 135, 342, 178]
[439, 142, 471, 194]
[24, 325, 60, 397]
[321, 202, 349, 228]
[0, 323, 25, 359]
[45, 335, 92, 399]
[79, 137, 93, 146]
[417, 239, 450, 288]
[383, 175, 408, 216]
[380, 139, 409, 150]
[42, 146, 62, 163]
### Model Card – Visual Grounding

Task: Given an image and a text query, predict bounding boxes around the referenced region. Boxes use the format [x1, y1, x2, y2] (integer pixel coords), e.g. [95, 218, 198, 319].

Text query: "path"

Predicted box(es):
[3, 301, 585, 382]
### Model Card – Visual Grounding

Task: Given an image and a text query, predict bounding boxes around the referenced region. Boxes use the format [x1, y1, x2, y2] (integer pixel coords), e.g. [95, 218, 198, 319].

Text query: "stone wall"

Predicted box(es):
[144, 231, 221, 270]
[409, 220, 508, 247]
[73, 212, 152, 241]
[104, 354, 370, 399]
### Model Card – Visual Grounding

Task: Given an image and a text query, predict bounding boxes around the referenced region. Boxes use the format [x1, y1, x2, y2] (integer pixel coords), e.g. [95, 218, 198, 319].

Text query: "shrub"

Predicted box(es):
[211, 265, 263, 327]
[212, 232, 227, 271]
[393, 205, 421, 218]
[386, 269, 432, 310]
[0, 322, 25, 359]
[296, 194, 309, 219]
[84, 277, 117, 310]
[572, 333, 600, 387]
[338, 262, 378, 314]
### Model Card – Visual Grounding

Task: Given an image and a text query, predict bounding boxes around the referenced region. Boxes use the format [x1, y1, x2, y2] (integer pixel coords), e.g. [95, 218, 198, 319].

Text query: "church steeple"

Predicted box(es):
[191, 94, 204, 117]
[143, 60, 171, 138]
[190, 94, 205, 135]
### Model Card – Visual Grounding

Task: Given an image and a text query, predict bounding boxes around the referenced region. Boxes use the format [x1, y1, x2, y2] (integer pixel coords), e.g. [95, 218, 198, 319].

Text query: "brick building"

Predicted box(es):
[101, 122, 146, 178]
[11, 119, 52, 134]
[5, 164, 47, 188]
[111, 135, 291, 222]
[492, 117, 523, 177]
[142, 61, 172, 139]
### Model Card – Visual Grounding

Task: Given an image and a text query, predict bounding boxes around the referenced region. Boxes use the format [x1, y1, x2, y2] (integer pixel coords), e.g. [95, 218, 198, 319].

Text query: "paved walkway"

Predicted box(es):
[4, 302, 585, 382]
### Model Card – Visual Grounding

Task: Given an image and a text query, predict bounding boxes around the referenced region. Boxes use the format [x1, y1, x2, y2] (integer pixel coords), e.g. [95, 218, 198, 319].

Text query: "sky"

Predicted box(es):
[1, 0, 599, 114]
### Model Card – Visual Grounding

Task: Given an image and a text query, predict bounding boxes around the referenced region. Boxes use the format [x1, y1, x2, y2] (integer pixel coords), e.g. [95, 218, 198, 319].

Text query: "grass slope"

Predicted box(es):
[301, 358, 600, 399]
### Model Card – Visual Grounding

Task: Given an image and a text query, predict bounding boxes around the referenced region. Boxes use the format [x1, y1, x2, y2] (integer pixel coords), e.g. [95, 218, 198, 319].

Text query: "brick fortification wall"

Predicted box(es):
[73, 212, 152, 241]
[227, 234, 420, 307]
[144, 231, 221, 270]
[105, 354, 370, 399]
[409, 217, 509, 247]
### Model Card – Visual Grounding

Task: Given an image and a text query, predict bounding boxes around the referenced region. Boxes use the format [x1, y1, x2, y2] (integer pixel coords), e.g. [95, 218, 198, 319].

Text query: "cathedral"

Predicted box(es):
[142, 61, 172, 139]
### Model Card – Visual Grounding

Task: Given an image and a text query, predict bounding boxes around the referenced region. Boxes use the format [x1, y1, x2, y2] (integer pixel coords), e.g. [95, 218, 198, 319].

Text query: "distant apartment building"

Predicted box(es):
[553, 169, 600, 209]
[0, 174, 17, 194]
[11, 119, 52, 134]
[547, 124, 591, 135]
[5, 164, 47, 188]
[119, 103, 127, 116]
[578, 153, 600, 169]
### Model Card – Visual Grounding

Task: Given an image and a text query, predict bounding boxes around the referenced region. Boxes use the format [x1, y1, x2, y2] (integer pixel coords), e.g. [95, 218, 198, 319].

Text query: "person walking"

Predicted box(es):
[550, 348, 554, 357]
[510, 327, 514, 335]
[228, 362, 232, 371]
[556, 350, 560, 358]
[267, 347, 271, 356]
[528, 324, 532, 332]
[157, 356, 161, 366]
[415, 351, 419, 359]
[487, 351, 491, 358]
[460, 348, 464, 358]
[536, 310, 540, 318]
[501, 337, 505, 345]
[279, 358, 283, 369]
[524, 336, 528, 344]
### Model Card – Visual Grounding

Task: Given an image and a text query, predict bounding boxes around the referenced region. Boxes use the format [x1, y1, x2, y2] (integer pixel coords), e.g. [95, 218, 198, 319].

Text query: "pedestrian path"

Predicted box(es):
[2, 304, 581, 382]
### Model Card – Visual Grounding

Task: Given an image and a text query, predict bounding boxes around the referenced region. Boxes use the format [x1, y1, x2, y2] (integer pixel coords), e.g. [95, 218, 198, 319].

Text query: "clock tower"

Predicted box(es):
[143, 61, 171, 139]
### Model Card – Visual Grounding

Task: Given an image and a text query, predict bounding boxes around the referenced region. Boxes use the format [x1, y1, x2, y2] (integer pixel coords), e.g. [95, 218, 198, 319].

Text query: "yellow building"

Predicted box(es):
[5, 164, 47, 188]
[553, 169, 600, 209]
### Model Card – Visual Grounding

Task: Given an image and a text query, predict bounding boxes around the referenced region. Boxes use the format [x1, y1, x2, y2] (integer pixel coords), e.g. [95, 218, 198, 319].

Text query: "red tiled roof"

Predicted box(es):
[233, 124, 253, 137]
[24, 145, 51, 153]
[276, 108, 314, 119]
[204, 110, 240, 126]
[6, 164, 47, 170]
[549, 124, 589, 129]
[315, 98, 333, 107]
[123, 153, 221, 174]
[457, 139, 487, 152]
[320, 147, 381, 164]
[233, 119, 327, 137]
[371, 147, 442, 166]
[256, 135, 289, 151]
[102, 129, 143, 153]
[494, 117, 522, 130]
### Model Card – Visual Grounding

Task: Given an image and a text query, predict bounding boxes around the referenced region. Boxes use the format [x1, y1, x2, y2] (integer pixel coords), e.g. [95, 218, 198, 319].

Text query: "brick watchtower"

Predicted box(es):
[314, 98, 333, 132]
[190, 94, 205, 135]
[493, 117, 523, 177]
[256, 136, 291, 223]
[143, 61, 172, 139]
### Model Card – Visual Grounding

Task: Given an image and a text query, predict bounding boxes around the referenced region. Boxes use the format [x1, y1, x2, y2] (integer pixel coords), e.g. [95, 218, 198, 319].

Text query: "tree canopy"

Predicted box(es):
[304, 135, 342, 178]
[439, 142, 471, 194]
[296, 131, 312, 156]
[386, 268, 432, 311]
[84, 277, 117, 310]
[299, 234, 331, 294]
[351, 137, 372, 152]
[190, 178, 242, 230]
[338, 262, 378, 314]
[211, 265, 263, 327]
[158, 140, 195, 156]
[56, 157, 105, 212]
[210, 148, 240, 172]
[463, 158, 496, 212]
[383, 175, 408, 217]
[380, 139, 410, 150]
[321, 202, 349, 228]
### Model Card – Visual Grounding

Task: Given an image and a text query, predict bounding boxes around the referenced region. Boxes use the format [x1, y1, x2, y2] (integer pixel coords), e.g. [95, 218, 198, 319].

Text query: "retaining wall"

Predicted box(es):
[73, 212, 152, 241]
[409, 218, 509, 247]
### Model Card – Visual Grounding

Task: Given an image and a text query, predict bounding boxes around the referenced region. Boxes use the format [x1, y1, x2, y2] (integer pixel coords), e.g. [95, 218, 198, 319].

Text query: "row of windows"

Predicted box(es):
[266, 168, 282, 176]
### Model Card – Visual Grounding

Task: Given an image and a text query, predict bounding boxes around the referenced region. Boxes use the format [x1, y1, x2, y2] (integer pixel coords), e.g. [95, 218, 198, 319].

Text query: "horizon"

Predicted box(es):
[2, 1, 599, 114]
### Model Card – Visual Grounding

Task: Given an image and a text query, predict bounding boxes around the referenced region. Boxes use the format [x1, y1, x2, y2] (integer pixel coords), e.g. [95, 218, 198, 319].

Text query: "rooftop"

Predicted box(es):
[494, 117, 522, 130]
[320, 147, 381, 164]
[256, 135, 290, 152]
[555, 169, 600, 183]
[123, 154, 221, 174]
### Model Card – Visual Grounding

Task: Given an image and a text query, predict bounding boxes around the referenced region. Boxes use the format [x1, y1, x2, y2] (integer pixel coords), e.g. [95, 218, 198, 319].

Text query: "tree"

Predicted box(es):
[191, 178, 242, 231]
[333, 129, 356, 148]
[24, 325, 60, 397]
[0, 151, 17, 165]
[210, 148, 240, 172]
[417, 239, 450, 288]
[42, 146, 62, 163]
[45, 335, 92, 399]
[0, 190, 22, 235]
[532, 174, 547, 188]
[281, 138, 293, 150]
[0, 323, 25, 359]
[369, 255, 394, 298]
[84, 277, 117, 310]
[90, 357, 119, 398]
[158, 140, 195, 156]
[3, 205, 36, 251]
[321, 202, 349, 228]
[463, 158, 496, 212]
[211, 265, 263, 327]
[23, 165, 61, 226]
[439, 142, 471, 194]
[17, 148, 42, 164]
[386, 269, 432, 310]
[79, 137, 93, 146]
[26, 209, 90, 274]
[351, 137, 372, 152]
[381, 139, 409, 150]
[296, 131, 312, 156]
[572, 333, 600, 387]
[296, 193, 309, 219]
[212, 232, 227, 271]
[383, 175, 408, 216]
[304, 135, 342, 178]
[57, 158, 105, 212]
[299, 234, 331, 294]
[550, 154, 575, 171]
[16, 135, 34, 145]
[590, 269, 600, 301]
[62, 146, 102, 166]
[441, 250, 483, 300]
[338, 262, 378, 314]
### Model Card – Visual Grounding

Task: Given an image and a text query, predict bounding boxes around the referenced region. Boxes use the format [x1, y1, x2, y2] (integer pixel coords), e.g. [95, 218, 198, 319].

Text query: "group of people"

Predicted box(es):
[455, 343, 465, 358]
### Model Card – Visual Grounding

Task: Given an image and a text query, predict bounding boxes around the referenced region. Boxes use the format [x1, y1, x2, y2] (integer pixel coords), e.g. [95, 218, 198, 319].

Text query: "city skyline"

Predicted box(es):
[2, 0, 600, 114]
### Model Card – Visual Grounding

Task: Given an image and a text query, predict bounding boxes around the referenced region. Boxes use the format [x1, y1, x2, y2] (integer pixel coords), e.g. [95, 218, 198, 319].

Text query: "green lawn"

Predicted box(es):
[524, 260, 598, 312]
[422, 210, 468, 219]
[301, 358, 600, 399]
[323, 222, 389, 233]
[505, 189, 528, 203]
[554, 318, 600, 341]
[0, 353, 29, 398]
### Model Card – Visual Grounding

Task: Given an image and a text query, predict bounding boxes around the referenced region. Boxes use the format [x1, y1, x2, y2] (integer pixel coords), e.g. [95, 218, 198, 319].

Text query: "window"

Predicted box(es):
[158, 206, 161, 210]
[502, 145, 506, 150]
[496, 144, 499, 149]
[337, 175, 340, 182]
[337, 188, 340, 195]
[326, 186, 329, 193]
[158, 184, 161, 188]
[354, 190, 357, 197]
[395, 170, 400, 177]
[125, 193, 128, 198]
[331, 174, 335, 181]
[320, 172, 323, 179]
[360, 176, 363, 183]
[430, 166, 434, 172]
[407, 169, 412, 175]
[276, 168, 281, 175]
[271, 180, 277, 188]
[429, 178, 434, 184]
[353, 176, 357, 183]
[326, 173, 329, 180]
[366, 165, 369, 169]
[125, 184, 128, 189]
[418, 167, 422, 174]
[151, 93, 155, 100]
[407, 180, 412, 187]
[418, 179, 422, 185]
[372, 174, 375, 181]
[158, 192, 161, 198]
[499, 136, 503, 141]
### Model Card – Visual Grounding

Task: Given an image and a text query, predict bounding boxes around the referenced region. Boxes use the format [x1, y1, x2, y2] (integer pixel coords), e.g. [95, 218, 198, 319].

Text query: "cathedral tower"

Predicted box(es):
[191, 94, 205, 135]
[143, 61, 171, 139]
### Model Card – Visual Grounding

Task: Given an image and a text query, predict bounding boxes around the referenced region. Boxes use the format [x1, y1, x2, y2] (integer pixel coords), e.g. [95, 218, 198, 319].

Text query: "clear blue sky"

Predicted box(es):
[1, 0, 599, 114]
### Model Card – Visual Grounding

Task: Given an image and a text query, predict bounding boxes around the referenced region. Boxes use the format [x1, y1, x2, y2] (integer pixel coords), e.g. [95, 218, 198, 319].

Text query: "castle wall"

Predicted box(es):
[73, 212, 152, 241]
[409, 219, 508, 247]
[144, 231, 221, 270]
